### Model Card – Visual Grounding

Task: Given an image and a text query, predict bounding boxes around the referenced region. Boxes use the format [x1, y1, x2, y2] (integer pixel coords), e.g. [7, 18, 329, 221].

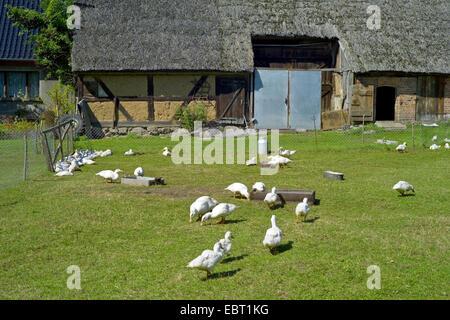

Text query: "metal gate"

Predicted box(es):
[254, 69, 321, 129]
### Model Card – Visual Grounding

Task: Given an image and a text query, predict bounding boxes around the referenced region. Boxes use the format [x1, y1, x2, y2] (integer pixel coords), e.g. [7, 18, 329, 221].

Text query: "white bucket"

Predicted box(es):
[258, 137, 268, 155]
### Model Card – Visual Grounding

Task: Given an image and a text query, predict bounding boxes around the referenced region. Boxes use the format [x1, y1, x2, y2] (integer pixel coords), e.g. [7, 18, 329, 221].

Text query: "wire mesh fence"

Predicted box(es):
[0, 125, 47, 190]
[72, 119, 449, 155]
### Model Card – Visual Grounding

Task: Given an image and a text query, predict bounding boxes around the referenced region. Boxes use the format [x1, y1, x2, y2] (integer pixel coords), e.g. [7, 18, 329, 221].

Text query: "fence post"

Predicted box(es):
[411, 121, 415, 149]
[362, 114, 365, 144]
[24, 131, 28, 181]
[312, 115, 318, 151]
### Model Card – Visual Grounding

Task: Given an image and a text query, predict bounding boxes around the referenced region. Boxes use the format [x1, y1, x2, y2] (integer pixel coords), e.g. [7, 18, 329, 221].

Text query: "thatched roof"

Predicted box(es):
[72, 0, 449, 74]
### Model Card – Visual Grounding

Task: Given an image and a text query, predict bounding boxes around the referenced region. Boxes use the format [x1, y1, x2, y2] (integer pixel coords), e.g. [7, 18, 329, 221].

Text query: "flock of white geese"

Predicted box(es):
[53, 138, 444, 279]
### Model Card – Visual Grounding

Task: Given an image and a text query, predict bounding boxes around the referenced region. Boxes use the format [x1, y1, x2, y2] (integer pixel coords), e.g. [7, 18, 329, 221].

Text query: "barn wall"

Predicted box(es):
[444, 76, 450, 118]
[355, 76, 417, 122]
[81, 74, 218, 123]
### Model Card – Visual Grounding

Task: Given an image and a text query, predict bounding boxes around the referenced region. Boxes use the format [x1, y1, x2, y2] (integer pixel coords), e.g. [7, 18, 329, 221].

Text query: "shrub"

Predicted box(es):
[47, 82, 76, 116]
[175, 101, 208, 132]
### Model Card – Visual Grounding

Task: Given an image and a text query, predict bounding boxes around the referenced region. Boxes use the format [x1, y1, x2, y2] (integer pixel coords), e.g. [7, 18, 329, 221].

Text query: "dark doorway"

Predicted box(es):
[376, 86, 396, 121]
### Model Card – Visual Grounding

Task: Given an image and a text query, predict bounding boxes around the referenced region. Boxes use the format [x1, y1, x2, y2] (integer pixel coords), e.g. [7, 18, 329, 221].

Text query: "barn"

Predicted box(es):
[71, 0, 450, 133]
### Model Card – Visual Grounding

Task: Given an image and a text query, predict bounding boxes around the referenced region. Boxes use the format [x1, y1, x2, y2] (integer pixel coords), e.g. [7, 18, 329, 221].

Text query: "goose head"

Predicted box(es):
[271, 187, 277, 194]
[303, 197, 308, 204]
[114, 169, 122, 173]
[189, 208, 198, 223]
[225, 231, 233, 240]
[201, 212, 212, 226]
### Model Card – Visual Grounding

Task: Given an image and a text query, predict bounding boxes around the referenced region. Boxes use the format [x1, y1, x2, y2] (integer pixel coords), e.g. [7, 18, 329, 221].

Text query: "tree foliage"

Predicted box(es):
[6, 0, 75, 85]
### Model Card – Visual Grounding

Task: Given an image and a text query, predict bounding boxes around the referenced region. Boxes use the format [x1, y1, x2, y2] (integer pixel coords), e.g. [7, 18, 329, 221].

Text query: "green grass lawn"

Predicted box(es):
[0, 132, 449, 299]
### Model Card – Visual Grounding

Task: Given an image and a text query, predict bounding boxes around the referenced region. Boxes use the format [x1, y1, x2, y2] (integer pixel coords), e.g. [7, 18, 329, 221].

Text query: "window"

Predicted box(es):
[7, 72, 26, 97]
[29, 72, 40, 98]
[0, 72, 4, 97]
[0, 71, 41, 99]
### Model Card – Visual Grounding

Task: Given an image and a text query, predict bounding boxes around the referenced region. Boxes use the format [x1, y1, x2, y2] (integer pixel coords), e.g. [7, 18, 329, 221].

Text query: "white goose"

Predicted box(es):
[189, 196, 219, 222]
[219, 231, 233, 257]
[396, 142, 407, 152]
[100, 149, 112, 157]
[187, 241, 225, 279]
[430, 144, 441, 150]
[96, 169, 122, 183]
[432, 135, 438, 142]
[134, 167, 144, 177]
[162, 147, 171, 157]
[251, 182, 266, 193]
[225, 183, 249, 200]
[81, 158, 95, 165]
[55, 167, 74, 176]
[295, 198, 310, 223]
[279, 147, 296, 157]
[263, 215, 282, 255]
[268, 155, 292, 167]
[392, 181, 415, 196]
[445, 143, 449, 149]
[246, 156, 257, 166]
[124, 149, 135, 156]
[264, 187, 281, 209]
[201, 203, 239, 225]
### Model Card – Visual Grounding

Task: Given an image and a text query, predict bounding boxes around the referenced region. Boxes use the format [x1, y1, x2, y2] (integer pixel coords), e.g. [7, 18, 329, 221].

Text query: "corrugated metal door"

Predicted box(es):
[254, 69, 288, 129]
[289, 71, 322, 129]
[254, 69, 321, 129]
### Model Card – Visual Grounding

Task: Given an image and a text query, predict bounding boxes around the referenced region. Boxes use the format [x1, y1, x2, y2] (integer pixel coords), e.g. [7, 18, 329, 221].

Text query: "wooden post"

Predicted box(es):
[56, 91, 64, 161]
[312, 115, 318, 151]
[362, 114, 365, 144]
[411, 121, 415, 149]
[23, 131, 28, 181]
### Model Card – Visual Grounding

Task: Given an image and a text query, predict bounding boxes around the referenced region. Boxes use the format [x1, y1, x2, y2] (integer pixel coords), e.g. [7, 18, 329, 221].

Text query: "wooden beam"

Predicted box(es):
[147, 76, 154, 121]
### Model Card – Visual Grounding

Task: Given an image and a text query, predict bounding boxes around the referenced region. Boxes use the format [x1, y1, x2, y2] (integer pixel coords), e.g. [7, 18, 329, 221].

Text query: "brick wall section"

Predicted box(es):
[356, 76, 417, 123]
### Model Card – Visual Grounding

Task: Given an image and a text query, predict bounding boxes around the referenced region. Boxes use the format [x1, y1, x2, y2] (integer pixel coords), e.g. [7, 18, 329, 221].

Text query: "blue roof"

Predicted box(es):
[0, 0, 41, 61]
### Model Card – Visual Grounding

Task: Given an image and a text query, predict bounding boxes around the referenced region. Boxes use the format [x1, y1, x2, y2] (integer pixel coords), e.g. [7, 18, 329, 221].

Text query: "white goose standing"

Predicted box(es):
[201, 203, 239, 225]
[219, 231, 233, 257]
[225, 183, 250, 200]
[134, 167, 144, 177]
[251, 182, 266, 193]
[392, 181, 415, 196]
[264, 187, 282, 209]
[96, 169, 122, 183]
[263, 215, 282, 255]
[187, 241, 225, 279]
[189, 196, 219, 222]
[295, 198, 310, 223]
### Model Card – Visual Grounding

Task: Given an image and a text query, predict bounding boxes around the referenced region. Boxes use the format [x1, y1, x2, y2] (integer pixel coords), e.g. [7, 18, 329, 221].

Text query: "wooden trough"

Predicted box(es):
[250, 190, 315, 205]
[121, 176, 165, 187]
[323, 171, 344, 180]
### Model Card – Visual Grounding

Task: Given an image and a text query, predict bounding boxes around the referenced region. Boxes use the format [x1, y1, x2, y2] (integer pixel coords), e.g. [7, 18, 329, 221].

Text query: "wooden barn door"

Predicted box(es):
[417, 76, 439, 121]
[350, 83, 374, 122]
[216, 77, 247, 120]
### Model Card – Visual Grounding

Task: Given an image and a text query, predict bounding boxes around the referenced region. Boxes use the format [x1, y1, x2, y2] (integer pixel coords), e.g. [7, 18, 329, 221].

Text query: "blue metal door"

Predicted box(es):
[254, 69, 288, 129]
[253, 69, 321, 129]
[289, 71, 322, 130]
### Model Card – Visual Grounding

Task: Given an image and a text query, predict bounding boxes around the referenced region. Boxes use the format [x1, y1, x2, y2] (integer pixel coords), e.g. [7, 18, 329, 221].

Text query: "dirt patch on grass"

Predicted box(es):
[142, 186, 223, 199]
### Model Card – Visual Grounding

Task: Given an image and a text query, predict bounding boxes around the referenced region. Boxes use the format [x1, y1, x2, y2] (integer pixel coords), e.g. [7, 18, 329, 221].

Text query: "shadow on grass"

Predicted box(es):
[203, 268, 241, 281]
[224, 219, 246, 225]
[398, 194, 416, 197]
[277, 241, 294, 254]
[221, 254, 249, 264]
[314, 199, 321, 205]
[303, 216, 320, 223]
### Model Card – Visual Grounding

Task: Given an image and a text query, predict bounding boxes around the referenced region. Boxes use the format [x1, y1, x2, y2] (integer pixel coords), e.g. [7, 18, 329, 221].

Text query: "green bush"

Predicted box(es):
[175, 102, 207, 131]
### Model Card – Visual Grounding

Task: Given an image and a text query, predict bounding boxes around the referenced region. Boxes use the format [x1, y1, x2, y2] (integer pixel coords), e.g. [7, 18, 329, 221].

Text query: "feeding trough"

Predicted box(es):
[323, 171, 344, 180]
[121, 176, 165, 187]
[250, 189, 315, 205]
